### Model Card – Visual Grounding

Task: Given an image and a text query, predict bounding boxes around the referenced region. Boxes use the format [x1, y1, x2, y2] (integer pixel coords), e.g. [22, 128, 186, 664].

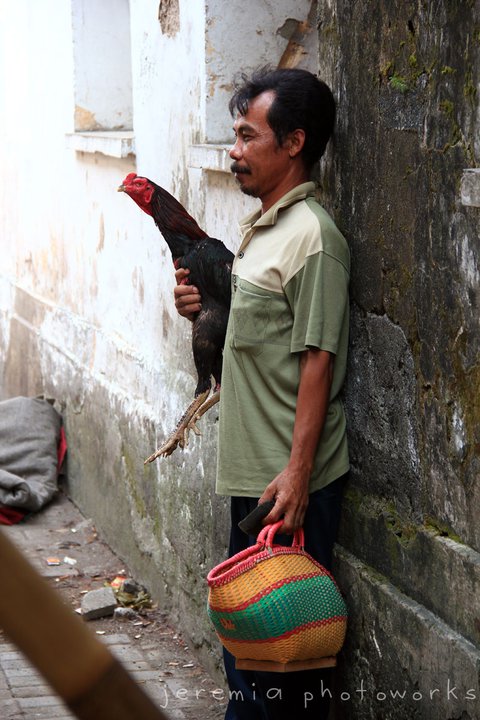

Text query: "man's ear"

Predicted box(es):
[287, 128, 306, 158]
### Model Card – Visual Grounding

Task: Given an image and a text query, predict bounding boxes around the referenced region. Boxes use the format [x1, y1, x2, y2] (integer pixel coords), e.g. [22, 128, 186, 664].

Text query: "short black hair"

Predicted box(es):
[229, 67, 336, 170]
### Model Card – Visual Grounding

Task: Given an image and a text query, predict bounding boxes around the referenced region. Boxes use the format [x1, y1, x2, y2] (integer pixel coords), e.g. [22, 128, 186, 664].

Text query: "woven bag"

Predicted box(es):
[207, 521, 347, 667]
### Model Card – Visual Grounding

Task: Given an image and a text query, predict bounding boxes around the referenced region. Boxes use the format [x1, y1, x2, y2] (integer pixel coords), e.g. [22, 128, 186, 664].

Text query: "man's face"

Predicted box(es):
[229, 91, 292, 206]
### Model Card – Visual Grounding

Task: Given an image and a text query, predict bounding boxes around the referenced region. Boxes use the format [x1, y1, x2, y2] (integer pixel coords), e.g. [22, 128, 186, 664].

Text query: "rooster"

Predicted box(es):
[118, 173, 233, 462]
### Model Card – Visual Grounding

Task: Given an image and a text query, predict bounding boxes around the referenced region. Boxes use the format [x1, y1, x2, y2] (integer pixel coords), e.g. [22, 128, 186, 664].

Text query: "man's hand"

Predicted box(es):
[174, 268, 202, 321]
[258, 465, 309, 535]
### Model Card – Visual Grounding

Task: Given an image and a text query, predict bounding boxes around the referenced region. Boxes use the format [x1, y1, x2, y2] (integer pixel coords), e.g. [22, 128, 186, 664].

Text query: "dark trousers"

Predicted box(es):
[224, 474, 346, 720]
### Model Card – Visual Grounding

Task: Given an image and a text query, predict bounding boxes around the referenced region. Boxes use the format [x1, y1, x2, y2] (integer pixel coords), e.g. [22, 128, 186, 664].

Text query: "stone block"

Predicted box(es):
[80, 587, 117, 620]
[461, 169, 480, 207]
[333, 547, 480, 719]
[344, 309, 421, 514]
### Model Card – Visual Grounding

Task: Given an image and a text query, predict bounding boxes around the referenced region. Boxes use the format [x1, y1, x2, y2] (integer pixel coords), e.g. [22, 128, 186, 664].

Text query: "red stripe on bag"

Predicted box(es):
[216, 615, 348, 645]
[209, 571, 323, 613]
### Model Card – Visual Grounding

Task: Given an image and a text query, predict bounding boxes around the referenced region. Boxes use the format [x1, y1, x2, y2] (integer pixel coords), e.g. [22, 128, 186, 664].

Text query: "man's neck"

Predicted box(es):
[260, 168, 310, 214]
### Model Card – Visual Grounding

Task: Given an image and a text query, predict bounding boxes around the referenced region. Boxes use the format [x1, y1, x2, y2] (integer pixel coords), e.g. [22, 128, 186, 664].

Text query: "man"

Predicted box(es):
[175, 68, 350, 719]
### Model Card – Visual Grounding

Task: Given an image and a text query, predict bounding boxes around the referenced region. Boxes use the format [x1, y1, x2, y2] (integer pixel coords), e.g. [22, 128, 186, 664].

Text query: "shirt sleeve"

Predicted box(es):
[284, 250, 350, 354]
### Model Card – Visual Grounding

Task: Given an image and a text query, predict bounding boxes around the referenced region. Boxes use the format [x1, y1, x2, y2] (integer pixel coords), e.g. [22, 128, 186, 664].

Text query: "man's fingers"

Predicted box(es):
[280, 512, 299, 536]
[175, 291, 201, 309]
[174, 281, 202, 320]
[175, 301, 201, 321]
[263, 500, 307, 535]
[262, 497, 285, 528]
[174, 267, 190, 283]
[174, 283, 199, 301]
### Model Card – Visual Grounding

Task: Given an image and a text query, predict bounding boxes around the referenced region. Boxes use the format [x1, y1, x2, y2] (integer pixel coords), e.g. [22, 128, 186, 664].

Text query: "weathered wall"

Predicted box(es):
[203, 0, 318, 142]
[317, 1, 480, 717]
[0, 0, 238, 679]
[0, 0, 321, 683]
[1, 0, 479, 712]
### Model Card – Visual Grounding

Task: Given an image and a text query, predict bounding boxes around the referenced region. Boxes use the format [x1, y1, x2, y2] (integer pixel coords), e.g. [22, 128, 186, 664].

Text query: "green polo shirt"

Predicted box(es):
[216, 182, 350, 497]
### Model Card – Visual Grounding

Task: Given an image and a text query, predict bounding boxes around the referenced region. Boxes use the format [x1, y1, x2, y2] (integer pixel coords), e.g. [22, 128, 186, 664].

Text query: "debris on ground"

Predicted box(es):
[114, 606, 137, 620]
[110, 575, 153, 611]
[81, 586, 117, 620]
[123, 578, 141, 594]
[110, 574, 126, 590]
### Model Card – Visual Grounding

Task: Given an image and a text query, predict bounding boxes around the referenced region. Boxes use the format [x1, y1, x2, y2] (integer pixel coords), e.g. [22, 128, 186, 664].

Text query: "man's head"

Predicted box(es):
[229, 68, 336, 173]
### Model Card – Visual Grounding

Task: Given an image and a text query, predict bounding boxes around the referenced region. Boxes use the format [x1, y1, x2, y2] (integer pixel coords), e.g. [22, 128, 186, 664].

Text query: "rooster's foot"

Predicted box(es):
[191, 389, 221, 425]
[186, 419, 202, 436]
[144, 389, 211, 464]
[144, 427, 188, 462]
[184, 389, 221, 438]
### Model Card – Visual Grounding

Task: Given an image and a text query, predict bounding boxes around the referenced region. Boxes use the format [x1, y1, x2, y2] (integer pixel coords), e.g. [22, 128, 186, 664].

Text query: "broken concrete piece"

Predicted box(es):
[81, 586, 117, 620]
[114, 606, 136, 620]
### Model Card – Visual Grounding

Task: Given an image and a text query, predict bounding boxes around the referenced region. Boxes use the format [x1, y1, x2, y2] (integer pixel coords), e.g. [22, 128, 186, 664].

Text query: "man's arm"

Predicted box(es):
[173, 268, 202, 320]
[259, 348, 334, 534]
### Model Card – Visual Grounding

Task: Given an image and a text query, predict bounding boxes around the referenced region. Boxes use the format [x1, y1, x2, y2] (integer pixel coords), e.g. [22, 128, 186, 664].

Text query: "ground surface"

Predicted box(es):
[0, 490, 226, 719]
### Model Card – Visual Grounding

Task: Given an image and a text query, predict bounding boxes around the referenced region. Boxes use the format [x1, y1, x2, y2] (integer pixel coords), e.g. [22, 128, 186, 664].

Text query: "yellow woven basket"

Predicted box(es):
[207, 522, 347, 670]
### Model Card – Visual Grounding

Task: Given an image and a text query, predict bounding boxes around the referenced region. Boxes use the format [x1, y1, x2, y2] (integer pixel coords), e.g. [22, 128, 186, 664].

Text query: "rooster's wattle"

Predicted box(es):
[118, 173, 233, 461]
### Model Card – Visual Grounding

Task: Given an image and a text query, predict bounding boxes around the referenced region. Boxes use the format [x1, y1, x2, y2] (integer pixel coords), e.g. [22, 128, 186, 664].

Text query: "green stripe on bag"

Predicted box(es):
[208, 574, 346, 641]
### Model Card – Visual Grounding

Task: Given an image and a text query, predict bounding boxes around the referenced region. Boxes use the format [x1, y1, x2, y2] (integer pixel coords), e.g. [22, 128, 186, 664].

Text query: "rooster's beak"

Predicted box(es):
[117, 184, 125, 192]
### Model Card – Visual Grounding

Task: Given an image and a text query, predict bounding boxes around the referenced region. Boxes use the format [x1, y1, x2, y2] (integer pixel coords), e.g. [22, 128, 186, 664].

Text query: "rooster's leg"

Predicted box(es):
[144, 389, 210, 463]
[187, 387, 221, 436]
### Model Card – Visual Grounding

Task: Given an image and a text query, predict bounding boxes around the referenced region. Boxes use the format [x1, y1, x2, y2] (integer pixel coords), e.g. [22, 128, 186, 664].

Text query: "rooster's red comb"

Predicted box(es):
[122, 172, 138, 185]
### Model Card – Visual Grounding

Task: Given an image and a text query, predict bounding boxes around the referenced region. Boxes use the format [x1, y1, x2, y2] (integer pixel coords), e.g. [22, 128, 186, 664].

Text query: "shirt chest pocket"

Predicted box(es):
[231, 285, 271, 356]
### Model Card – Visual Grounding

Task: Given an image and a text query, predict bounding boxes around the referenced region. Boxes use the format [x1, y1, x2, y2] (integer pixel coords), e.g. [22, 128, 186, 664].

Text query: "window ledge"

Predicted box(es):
[65, 131, 135, 158]
[189, 144, 232, 173]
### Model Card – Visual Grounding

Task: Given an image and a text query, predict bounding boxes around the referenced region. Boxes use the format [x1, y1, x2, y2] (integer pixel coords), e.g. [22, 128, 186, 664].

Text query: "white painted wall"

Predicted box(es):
[72, 0, 133, 130]
[204, 0, 317, 142]
[0, 0, 317, 414]
[0, 0, 318, 673]
[0, 0, 213, 413]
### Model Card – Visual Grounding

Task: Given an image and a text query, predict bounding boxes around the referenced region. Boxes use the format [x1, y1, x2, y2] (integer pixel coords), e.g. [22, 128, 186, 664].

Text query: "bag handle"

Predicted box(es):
[207, 522, 307, 585]
[257, 521, 305, 548]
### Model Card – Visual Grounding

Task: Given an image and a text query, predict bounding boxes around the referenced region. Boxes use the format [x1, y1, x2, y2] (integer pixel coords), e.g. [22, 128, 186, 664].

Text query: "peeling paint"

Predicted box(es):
[451, 403, 467, 461]
[277, 18, 312, 69]
[371, 628, 382, 658]
[132, 266, 145, 305]
[158, 0, 180, 37]
[203, 0, 317, 142]
[74, 105, 101, 132]
[458, 234, 479, 288]
[97, 213, 105, 253]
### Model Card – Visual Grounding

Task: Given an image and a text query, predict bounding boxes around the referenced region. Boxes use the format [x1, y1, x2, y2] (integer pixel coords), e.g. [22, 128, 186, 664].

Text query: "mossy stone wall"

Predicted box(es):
[317, 2, 480, 716]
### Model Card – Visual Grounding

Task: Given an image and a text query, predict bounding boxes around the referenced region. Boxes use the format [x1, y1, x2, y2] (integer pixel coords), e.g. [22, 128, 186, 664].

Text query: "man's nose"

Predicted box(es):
[229, 138, 241, 160]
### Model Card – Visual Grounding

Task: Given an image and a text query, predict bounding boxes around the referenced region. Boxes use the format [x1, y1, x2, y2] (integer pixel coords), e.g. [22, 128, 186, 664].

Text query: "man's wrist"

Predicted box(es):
[286, 457, 312, 484]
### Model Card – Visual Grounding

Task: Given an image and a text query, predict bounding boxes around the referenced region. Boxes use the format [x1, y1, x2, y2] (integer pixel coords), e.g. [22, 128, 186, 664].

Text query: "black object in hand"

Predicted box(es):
[238, 500, 276, 537]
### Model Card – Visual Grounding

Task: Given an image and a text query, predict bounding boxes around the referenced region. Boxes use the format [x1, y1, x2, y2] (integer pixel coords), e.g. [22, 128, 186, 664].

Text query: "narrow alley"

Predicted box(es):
[0, 491, 226, 720]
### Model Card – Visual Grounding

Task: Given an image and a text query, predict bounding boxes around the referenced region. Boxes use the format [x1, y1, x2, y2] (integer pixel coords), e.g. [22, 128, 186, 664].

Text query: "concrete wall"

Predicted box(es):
[203, 0, 318, 142]
[0, 0, 232, 676]
[0, 0, 321, 681]
[72, 0, 133, 131]
[317, 1, 480, 717]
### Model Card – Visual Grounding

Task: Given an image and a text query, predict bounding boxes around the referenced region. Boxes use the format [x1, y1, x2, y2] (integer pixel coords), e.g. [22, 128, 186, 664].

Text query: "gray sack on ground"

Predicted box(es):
[0, 397, 61, 512]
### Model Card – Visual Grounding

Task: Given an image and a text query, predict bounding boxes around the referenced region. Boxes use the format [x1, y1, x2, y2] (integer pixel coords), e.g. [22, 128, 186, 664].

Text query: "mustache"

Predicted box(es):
[230, 162, 251, 175]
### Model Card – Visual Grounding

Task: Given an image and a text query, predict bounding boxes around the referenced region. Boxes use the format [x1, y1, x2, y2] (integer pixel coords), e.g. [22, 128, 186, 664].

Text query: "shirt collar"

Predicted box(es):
[239, 182, 316, 234]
